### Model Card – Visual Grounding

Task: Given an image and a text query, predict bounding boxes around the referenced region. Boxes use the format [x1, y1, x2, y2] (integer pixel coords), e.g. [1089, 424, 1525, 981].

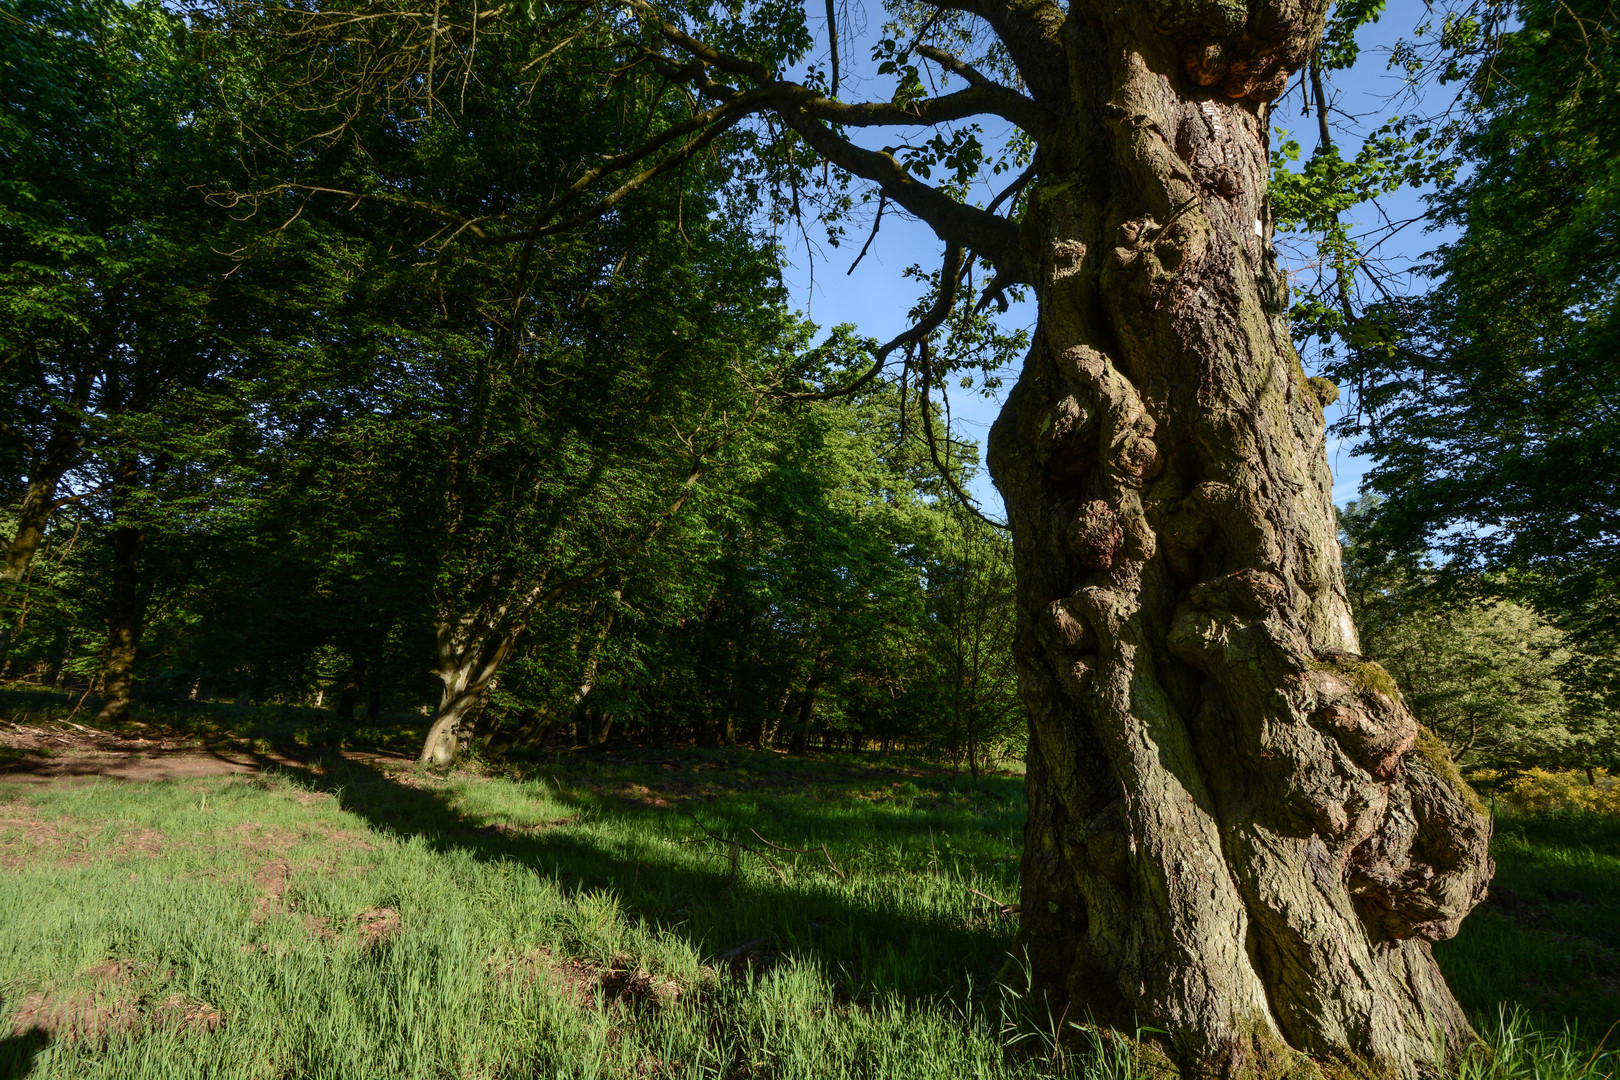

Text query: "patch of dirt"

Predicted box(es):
[0, 724, 264, 783]
[617, 784, 673, 809]
[491, 948, 689, 1011]
[152, 995, 223, 1032]
[1, 808, 163, 869]
[355, 907, 400, 947]
[120, 828, 165, 860]
[0, 803, 66, 867]
[11, 991, 138, 1043]
[252, 858, 291, 897]
[251, 857, 291, 922]
[298, 907, 400, 947]
[9, 983, 220, 1045]
[226, 822, 300, 857]
[0, 727, 409, 785]
[317, 826, 377, 852]
[81, 960, 139, 984]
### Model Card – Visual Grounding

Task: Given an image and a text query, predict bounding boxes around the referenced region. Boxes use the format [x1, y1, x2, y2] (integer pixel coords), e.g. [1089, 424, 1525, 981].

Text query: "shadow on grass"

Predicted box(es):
[1436, 809, 1620, 1032]
[263, 750, 1620, 1036]
[0, 1027, 46, 1080]
[0, 686, 426, 756]
[254, 749, 1020, 1005]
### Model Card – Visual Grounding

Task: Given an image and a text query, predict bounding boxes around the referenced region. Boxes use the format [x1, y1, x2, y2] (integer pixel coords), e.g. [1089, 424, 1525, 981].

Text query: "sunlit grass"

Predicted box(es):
[0, 749, 1613, 1078]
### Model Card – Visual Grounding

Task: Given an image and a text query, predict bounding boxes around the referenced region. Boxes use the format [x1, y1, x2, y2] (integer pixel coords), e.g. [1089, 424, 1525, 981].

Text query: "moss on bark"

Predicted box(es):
[1308, 654, 1403, 701]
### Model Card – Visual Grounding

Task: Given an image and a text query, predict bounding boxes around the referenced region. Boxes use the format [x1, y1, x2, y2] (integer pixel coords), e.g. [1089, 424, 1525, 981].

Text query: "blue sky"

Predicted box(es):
[768, 2, 1462, 516]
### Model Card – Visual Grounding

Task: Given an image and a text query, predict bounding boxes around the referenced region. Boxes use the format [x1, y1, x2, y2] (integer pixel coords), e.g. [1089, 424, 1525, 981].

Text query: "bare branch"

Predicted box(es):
[772, 107, 1024, 276]
[847, 193, 885, 275]
[777, 244, 965, 402]
[919, 339, 1008, 531]
[825, 0, 840, 96]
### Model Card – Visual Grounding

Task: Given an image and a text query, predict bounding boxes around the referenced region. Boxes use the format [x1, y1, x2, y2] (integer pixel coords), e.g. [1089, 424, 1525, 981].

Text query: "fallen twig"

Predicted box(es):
[818, 842, 848, 883]
[968, 887, 1021, 917]
[63, 684, 96, 725]
[747, 828, 848, 882]
[683, 811, 787, 885]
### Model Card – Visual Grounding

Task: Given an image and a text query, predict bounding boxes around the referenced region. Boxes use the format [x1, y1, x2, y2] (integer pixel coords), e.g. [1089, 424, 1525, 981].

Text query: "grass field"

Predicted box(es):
[0, 738, 1615, 1079]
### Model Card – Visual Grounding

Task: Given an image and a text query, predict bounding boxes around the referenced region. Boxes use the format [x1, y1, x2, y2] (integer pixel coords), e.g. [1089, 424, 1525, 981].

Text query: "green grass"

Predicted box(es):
[1437, 809, 1620, 1035]
[0, 747, 1613, 1079]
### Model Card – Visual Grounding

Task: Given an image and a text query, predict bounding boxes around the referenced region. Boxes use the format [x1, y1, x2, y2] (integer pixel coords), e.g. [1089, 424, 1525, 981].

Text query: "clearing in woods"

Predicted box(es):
[0, 720, 1615, 1079]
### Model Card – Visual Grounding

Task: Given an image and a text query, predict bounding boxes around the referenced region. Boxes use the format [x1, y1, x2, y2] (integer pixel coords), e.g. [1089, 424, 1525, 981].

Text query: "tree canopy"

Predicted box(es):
[1318, 0, 1620, 667]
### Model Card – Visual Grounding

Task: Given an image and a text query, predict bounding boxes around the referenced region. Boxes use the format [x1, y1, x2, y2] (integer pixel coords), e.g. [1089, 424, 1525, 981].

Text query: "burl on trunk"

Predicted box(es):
[986, 3, 1492, 1076]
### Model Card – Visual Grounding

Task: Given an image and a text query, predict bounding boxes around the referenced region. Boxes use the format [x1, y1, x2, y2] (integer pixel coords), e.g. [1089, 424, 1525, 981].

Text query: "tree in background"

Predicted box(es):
[0, 0, 1025, 770]
[0, 0, 346, 718]
[225, 0, 1497, 1064]
[228, 18, 807, 765]
[929, 509, 1020, 777]
[1339, 498, 1618, 775]
[1324, 1, 1620, 707]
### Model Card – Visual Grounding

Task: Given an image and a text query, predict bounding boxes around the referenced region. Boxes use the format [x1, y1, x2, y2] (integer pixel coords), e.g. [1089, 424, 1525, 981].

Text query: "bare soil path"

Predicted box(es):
[0, 722, 410, 784]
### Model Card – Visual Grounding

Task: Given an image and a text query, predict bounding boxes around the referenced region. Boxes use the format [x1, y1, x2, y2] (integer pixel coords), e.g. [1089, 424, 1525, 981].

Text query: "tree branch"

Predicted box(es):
[777, 244, 966, 401]
[772, 106, 1024, 278]
[847, 193, 885, 275]
[913, 0, 1069, 110]
[825, 0, 840, 96]
[919, 338, 1008, 531]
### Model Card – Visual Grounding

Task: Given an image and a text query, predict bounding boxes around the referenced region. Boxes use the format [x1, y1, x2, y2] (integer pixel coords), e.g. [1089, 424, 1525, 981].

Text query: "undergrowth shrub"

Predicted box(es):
[1473, 769, 1620, 816]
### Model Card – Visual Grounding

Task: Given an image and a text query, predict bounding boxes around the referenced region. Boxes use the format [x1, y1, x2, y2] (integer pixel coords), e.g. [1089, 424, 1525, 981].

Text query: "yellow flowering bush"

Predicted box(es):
[1475, 768, 1620, 815]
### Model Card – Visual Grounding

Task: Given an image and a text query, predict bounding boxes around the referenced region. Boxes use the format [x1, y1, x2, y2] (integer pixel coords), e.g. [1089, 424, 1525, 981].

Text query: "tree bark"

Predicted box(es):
[0, 473, 64, 672]
[985, 6, 1492, 1076]
[788, 653, 826, 755]
[420, 670, 491, 766]
[95, 520, 145, 725]
[420, 618, 518, 765]
[2, 474, 62, 586]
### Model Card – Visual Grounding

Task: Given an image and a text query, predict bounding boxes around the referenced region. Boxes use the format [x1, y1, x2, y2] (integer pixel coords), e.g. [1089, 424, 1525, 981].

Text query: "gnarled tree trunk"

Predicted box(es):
[986, 6, 1492, 1076]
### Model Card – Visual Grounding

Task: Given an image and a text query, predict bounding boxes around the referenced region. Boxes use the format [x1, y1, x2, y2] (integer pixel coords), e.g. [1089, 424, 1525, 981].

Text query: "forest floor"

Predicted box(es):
[0, 714, 1615, 1079]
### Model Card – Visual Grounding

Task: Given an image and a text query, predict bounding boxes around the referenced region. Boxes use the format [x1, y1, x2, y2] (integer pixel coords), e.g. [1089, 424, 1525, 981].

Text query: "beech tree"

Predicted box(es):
[217, 0, 1495, 1070]
[0, 0, 331, 716]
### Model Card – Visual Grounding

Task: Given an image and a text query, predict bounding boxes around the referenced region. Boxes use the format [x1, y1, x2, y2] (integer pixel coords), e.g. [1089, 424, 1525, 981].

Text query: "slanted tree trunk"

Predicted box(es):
[787, 654, 826, 756]
[431, 594, 619, 764]
[420, 617, 519, 765]
[2, 475, 59, 586]
[985, 7, 1492, 1075]
[0, 473, 61, 670]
